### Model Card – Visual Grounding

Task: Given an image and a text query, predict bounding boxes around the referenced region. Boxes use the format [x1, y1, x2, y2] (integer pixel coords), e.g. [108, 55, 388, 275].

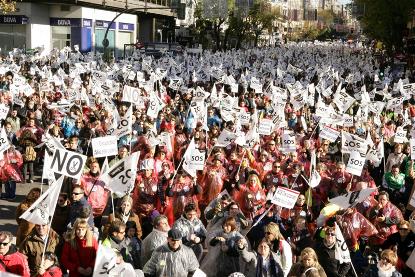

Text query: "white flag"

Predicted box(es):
[341, 131, 367, 154]
[20, 176, 64, 225]
[92, 243, 117, 277]
[329, 188, 377, 209]
[309, 170, 321, 188]
[334, 223, 351, 264]
[183, 138, 197, 177]
[100, 152, 139, 197]
[0, 127, 11, 154]
[216, 129, 237, 147]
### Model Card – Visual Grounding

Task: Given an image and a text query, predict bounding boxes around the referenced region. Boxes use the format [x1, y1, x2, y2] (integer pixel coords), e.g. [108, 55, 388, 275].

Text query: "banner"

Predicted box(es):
[346, 151, 366, 176]
[281, 133, 296, 153]
[50, 148, 87, 180]
[341, 131, 367, 154]
[92, 136, 118, 158]
[271, 186, 301, 209]
[100, 152, 139, 197]
[334, 223, 352, 264]
[319, 125, 340, 142]
[19, 176, 64, 225]
[329, 188, 377, 209]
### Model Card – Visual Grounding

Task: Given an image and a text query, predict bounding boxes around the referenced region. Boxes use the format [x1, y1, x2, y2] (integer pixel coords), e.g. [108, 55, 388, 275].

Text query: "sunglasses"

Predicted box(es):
[399, 228, 409, 231]
[0, 242, 10, 246]
[72, 192, 83, 195]
[326, 232, 336, 237]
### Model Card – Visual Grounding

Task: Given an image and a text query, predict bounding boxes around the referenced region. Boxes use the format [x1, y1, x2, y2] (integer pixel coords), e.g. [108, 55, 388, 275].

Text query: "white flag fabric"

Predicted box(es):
[329, 188, 377, 209]
[92, 243, 118, 277]
[345, 151, 366, 176]
[333, 89, 355, 112]
[183, 138, 197, 177]
[309, 170, 321, 188]
[341, 131, 367, 154]
[334, 223, 352, 264]
[406, 248, 415, 272]
[100, 152, 139, 197]
[216, 129, 237, 147]
[113, 105, 133, 138]
[0, 127, 11, 154]
[319, 125, 340, 142]
[19, 176, 64, 225]
[42, 150, 56, 182]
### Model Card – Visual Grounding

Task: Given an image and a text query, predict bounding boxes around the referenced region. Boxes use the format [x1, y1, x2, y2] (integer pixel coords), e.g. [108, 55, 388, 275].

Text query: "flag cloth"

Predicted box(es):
[334, 223, 351, 263]
[19, 176, 64, 225]
[92, 243, 117, 277]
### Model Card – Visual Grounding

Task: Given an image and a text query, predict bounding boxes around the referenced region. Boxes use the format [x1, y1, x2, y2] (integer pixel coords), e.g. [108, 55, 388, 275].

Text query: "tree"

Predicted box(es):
[354, 0, 415, 54]
[318, 9, 335, 27]
[247, 0, 280, 47]
[0, 0, 18, 13]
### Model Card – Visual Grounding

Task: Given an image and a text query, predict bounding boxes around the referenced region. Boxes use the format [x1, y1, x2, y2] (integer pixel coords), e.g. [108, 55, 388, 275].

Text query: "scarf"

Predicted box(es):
[255, 253, 280, 277]
[377, 263, 396, 277]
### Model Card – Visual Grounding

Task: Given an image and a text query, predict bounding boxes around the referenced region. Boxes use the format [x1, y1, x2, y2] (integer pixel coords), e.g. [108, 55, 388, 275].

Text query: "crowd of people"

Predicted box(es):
[0, 41, 415, 277]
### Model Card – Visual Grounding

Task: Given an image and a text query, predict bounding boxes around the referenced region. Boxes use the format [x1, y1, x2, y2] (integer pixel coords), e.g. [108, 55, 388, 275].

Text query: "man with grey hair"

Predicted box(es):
[141, 215, 170, 265]
[0, 231, 30, 276]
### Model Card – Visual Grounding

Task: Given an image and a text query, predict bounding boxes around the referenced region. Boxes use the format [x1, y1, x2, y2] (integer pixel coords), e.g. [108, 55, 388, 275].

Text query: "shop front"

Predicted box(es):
[50, 18, 92, 52]
[0, 15, 28, 53]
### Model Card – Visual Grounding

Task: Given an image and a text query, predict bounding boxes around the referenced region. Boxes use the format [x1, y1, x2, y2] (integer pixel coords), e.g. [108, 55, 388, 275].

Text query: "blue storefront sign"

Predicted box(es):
[50, 18, 92, 53]
[0, 15, 28, 24]
[118, 22, 134, 31]
[50, 18, 92, 28]
[96, 20, 116, 29]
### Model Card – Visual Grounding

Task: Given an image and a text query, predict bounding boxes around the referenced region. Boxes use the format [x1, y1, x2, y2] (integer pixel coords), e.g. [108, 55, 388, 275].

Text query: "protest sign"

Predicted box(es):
[50, 148, 87, 180]
[92, 136, 118, 158]
[346, 151, 366, 176]
[281, 133, 296, 153]
[271, 186, 301, 209]
[257, 119, 274, 135]
[343, 114, 353, 127]
[309, 170, 321, 188]
[394, 127, 407, 143]
[122, 85, 142, 103]
[319, 125, 340, 142]
[239, 112, 251, 125]
[0, 104, 9, 120]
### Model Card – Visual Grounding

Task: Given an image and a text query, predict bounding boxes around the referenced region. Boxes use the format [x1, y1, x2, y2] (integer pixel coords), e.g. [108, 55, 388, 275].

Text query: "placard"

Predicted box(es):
[271, 186, 301, 209]
[319, 125, 340, 142]
[50, 148, 87, 180]
[346, 151, 366, 176]
[91, 136, 118, 158]
[394, 127, 407, 143]
[258, 119, 274, 135]
[281, 133, 296, 153]
[189, 149, 205, 170]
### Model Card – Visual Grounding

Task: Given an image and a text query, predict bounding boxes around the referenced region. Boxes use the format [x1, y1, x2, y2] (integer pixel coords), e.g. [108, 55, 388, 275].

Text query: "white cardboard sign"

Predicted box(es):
[281, 133, 296, 153]
[0, 128, 11, 154]
[346, 151, 366, 176]
[258, 119, 274, 135]
[271, 186, 301, 209]
[319, 125, 340, 142]
[50, 148, 87, 180]
[92, 136, 118, 158]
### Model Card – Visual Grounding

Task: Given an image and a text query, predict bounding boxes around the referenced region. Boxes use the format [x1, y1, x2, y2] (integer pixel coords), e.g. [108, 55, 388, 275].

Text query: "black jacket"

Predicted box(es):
[315, 240, 351, 277]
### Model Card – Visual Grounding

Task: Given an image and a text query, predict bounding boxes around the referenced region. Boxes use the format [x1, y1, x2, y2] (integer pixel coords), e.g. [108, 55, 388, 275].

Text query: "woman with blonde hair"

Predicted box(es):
[263, 222, 293, 276]
[61, 218, 98, 277]
[364, 249, 402, 277]
[234, 172, 267, 219]
[288, 247, 327, 277]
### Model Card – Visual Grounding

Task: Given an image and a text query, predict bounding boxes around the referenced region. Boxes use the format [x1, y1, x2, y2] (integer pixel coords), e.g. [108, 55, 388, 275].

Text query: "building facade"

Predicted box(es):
[0, 0, 176, 58]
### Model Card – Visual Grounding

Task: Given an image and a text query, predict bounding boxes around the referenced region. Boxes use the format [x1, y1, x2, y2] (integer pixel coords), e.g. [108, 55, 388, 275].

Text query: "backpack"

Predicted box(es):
[23, 145, 36, 162]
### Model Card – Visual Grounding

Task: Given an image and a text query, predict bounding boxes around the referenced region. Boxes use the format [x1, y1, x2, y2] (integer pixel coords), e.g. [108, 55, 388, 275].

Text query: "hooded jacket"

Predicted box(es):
[0, 244, 30, 277]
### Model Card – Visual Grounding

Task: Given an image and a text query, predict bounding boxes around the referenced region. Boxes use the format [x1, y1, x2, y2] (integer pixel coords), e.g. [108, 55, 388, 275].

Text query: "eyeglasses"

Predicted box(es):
[0, 242, 10, 246]
[326, 232, 336, 237]
[72, 192, 83, 195]
[399, 228, 409, 231]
